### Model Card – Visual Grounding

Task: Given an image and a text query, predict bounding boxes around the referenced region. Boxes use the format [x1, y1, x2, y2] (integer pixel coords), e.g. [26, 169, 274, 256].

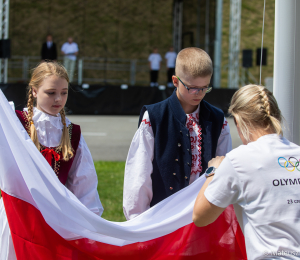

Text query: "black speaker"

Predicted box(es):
[0, 39, 11, 58]
[256, 48, 267, 66]
[242, 49, 253, 68]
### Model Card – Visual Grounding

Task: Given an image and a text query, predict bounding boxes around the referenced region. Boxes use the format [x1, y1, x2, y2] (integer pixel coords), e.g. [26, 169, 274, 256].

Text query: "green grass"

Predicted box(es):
[94, 161, 126, 222]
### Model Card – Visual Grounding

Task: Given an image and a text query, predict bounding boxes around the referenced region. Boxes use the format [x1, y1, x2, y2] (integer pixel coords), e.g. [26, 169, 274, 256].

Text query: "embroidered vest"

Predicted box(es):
[138, 90, 224, 207]
[16, 110, 81, 185]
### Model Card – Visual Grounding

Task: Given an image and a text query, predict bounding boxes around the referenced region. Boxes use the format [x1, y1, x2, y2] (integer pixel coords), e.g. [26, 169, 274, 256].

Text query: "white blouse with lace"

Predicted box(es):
[22, 107, 103, 216]
[0, 106, 103, 260]
[123, 105, 232, 220]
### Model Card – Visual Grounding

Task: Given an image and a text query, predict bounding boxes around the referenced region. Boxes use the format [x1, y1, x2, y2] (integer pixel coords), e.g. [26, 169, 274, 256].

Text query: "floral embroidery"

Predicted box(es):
[222, 120, 228, 129]
[186, 113, 202, 176]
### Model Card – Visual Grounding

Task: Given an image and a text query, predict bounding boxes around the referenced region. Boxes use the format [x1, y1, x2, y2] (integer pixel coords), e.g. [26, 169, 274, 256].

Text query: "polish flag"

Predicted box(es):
[0, 90, 246, 260]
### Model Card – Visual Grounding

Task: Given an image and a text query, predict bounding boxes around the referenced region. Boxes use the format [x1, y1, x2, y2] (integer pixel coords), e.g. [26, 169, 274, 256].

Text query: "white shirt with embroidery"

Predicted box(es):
[123, 106, 232, 220]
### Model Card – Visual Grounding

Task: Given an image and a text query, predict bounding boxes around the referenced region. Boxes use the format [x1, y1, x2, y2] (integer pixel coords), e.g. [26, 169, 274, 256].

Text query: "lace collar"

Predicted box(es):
[23, 107, 71, 130]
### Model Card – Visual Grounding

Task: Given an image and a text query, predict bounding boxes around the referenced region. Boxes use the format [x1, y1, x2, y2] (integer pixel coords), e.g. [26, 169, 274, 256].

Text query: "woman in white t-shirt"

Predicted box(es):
[193, 84, 300, 260]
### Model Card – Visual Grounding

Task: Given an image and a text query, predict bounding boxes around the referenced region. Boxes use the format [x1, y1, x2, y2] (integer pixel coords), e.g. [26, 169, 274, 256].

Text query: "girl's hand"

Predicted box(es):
[208, 156, 225, 169]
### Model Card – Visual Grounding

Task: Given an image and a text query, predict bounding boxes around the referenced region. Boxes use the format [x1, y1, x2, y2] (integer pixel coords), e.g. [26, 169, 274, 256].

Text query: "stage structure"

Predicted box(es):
[0, 0, 9, 83]
[228, 0, 241, 89]
[213, 0, 223, 88]
[173, 0, 183, 53]
[179, 0, 219, 85]
[273, 0, 300, 145]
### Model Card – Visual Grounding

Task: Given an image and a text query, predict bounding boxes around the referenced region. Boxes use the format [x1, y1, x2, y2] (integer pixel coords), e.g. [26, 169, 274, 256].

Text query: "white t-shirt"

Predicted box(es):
[61, 42, 79, 61]
[205, 134, 300, 260]
[148, 53, 162, 70]
[165, 51, 177, 68]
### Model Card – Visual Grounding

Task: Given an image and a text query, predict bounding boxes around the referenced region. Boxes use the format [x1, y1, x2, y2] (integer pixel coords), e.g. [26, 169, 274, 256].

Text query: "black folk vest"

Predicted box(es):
[138, 90, 224, 207]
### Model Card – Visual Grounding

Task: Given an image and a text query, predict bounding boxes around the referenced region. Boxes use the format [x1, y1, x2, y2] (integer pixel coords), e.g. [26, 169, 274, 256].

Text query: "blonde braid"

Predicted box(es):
[59, 108, 73, 161]
[260, 89, 271, 117]
[229, 84, 283, 142]
[27, 86, 40, 150]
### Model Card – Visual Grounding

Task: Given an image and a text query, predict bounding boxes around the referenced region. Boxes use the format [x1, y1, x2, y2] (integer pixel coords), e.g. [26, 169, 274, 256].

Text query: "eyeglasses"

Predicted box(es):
[176, 76, 212, 95]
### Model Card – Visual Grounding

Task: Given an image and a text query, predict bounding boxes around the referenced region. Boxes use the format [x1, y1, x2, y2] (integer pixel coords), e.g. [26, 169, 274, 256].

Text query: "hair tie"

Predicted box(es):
[63, 123, 66, 126]
[30, 121, 34, 125]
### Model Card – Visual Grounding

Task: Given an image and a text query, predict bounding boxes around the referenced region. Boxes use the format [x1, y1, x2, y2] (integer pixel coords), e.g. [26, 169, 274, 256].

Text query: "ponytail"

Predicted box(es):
[229, 84, 283, 142]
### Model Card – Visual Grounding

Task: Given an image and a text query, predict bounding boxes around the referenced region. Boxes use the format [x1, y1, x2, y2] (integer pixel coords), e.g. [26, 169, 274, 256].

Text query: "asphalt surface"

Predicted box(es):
[67, 115, 243, 161]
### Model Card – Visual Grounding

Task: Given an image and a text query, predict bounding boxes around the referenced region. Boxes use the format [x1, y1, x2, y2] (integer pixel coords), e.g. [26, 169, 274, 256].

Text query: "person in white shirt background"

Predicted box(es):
[61, 37, 79, 83]
[165, 46, 177, 87]
[193, 84, 300, 260]
[148, 47, 162, 87]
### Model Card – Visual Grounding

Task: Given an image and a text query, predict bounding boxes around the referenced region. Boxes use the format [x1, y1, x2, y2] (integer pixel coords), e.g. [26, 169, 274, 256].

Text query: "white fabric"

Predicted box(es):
[8, 102, 14, 111]
[61, 42, 79, 60]
[0, 103, 103, 259]
[123, 108, 232, 220]
[148, 53, 162, 70]
[165, 51, 177, 68]
[205, 134, 300, 260]
[0, 89, 206, 247]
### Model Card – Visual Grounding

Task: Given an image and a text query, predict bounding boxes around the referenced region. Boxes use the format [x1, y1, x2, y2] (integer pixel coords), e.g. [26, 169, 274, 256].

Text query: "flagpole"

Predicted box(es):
[273, 0, 300, 144]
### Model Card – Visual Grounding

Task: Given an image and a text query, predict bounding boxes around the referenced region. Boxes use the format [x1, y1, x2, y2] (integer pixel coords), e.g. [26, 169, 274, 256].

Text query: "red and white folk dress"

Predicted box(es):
[0, 107, 103, 260]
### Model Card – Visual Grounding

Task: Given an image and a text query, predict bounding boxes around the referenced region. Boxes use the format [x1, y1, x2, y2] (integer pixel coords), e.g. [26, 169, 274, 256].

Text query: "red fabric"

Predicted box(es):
[41, 148, 60, 165]
[15, 110, 81, 185]
[2, 192, 247, 260]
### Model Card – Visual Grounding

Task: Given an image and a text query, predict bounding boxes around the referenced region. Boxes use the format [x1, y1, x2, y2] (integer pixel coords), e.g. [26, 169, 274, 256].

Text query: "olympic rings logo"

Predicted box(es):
[278, 157, 300, 172]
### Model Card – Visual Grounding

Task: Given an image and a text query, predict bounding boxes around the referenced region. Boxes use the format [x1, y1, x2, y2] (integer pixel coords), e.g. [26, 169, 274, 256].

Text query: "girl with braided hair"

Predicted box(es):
[0, 61, 103, 260]
[193, 84, 300, 259]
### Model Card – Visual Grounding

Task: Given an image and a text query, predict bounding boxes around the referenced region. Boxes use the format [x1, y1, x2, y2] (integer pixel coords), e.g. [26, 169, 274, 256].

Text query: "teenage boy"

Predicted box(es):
[123, 47, 232, 220]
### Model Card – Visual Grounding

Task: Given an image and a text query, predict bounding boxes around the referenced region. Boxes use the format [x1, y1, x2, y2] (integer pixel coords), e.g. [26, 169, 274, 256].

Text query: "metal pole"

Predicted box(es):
[213, 0, 223, 89]
[228, 0, 241, 89]
[205, 0, 210, 53]
[130, 59, 136, 86]
[172, 0, 183, 53]
[273, 0, 300, 144]
[0, 0, 9, 83]
[178, 1, 183, 52]
[78, 58, 83, 85]
[196, 0, 201, 48]
[4, 0, 9, 84]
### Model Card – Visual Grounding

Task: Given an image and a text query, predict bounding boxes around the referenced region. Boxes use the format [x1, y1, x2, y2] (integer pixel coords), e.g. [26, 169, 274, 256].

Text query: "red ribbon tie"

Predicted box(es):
[41, 148, 60, 166]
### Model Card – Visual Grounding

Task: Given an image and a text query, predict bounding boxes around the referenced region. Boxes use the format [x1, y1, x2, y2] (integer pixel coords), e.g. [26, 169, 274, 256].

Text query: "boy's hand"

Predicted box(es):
[208, 156, 225, 169]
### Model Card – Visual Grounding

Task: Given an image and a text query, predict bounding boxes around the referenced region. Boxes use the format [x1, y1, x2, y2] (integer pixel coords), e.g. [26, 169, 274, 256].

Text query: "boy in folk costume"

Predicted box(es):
[123, 47, 232, 220]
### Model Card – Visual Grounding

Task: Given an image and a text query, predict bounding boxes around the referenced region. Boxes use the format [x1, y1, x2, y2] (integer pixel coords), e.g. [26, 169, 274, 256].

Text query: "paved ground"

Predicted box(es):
[68, 115, 243, 161]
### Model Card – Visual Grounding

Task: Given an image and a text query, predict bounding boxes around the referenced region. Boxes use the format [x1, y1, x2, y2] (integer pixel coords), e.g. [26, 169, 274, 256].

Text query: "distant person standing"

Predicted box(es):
[148, 48, 162, 87]
[41, 34, 57, 61]
[61, 37, 79, 82]
[165, 47, 177, 87]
